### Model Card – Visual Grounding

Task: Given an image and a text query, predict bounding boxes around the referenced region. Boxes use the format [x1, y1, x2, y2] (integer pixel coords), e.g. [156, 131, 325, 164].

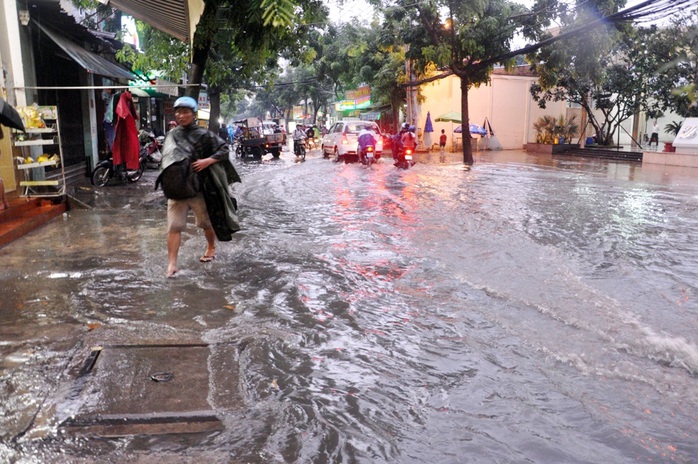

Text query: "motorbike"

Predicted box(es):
[395, 147, 415, 170]
[305, 137, 320, 151]
[360, 144, 376, 168]
[139, 130, 163, 169]
[91, 151, 145, 187]
[294, 139, 307, 161]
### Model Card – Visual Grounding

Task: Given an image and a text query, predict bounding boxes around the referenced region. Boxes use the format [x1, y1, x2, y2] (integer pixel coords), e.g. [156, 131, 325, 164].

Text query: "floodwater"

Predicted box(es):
[1, 149, 698, 463]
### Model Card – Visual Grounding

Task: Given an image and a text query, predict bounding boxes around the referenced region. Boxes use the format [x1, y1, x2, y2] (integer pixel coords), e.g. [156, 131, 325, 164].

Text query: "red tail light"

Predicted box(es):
[405, 149, 412, 155]
[367, 146, 374, 152]
[341, 134, 349, 145]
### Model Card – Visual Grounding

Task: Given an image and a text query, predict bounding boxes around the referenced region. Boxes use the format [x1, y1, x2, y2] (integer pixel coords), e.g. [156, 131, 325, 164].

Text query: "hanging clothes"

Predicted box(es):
[102, 90, 116, 150]
[112, 91, 140, 170]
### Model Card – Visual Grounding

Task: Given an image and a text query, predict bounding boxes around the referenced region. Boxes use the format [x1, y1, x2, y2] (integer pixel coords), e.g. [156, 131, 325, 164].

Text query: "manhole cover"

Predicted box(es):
[59, 343, 240, 436]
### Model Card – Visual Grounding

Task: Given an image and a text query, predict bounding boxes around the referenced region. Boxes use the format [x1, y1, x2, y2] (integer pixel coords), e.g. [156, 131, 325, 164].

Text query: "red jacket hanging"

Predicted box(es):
[112, 91, 140, 170]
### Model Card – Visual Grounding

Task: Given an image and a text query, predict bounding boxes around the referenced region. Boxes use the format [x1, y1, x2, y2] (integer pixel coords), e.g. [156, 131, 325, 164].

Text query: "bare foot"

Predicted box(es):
[166, 264, 178, 278]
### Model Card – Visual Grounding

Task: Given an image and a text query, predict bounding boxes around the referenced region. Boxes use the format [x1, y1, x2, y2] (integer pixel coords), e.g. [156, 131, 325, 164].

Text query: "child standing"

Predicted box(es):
[439, 129, 447, 162]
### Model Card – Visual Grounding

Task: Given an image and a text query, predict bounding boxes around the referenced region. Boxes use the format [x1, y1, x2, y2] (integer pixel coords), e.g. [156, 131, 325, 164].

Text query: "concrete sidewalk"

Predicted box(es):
[0, 167, 247, 444]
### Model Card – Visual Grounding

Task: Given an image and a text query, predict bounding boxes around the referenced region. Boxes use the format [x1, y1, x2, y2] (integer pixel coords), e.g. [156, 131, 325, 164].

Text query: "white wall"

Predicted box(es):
[419, 71, 568, 150]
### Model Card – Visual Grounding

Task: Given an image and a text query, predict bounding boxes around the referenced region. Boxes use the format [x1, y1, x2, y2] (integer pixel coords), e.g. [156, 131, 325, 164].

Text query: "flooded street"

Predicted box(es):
[1, 149, 698, 463]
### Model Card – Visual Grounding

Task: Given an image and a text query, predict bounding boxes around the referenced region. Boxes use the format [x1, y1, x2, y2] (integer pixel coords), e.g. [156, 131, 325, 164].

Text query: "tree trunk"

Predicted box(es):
[460, 76, 474, 165]
[185, 0, 220, 100]
[209, 85, 221, 133]
[391, 91, 402, 133]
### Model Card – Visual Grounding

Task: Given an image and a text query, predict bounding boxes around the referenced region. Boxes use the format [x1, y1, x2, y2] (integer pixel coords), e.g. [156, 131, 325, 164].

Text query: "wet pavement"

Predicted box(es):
[2, 147, 698, 463]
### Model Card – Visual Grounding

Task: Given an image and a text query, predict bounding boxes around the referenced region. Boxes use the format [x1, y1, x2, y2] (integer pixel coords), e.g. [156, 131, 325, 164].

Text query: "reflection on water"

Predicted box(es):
[1, 151, 698, 462]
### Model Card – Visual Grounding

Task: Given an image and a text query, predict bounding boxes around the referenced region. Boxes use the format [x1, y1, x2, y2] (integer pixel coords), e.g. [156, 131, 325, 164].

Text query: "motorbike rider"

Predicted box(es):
[305, 125, 315, 149]
[293, 125, 307, 158]
[401, 125, 417, 154]
[393, 123, 410, 165]
[358, 127, 377, 164]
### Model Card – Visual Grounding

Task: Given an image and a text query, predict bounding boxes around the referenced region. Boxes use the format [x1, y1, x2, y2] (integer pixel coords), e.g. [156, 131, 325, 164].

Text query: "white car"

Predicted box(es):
[321, 120, 383, 162]
[261, 121, 278, 135]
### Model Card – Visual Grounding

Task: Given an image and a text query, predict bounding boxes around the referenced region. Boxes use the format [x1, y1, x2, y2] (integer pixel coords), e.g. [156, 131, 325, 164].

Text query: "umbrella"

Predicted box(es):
[434, 111, 462, 123]
[423, 112, 434, 149]
[0, 97, 26, 132]
[454, 124, 487, 136]
[424, 112, 434, 133]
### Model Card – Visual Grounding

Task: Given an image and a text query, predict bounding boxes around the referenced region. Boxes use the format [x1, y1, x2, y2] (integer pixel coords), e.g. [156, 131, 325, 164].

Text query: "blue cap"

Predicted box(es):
[174, 96, 198, 112]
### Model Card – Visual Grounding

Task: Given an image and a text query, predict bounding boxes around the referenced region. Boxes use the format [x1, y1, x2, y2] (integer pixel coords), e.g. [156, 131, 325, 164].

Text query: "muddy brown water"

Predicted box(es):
[1, 149, 698, 463]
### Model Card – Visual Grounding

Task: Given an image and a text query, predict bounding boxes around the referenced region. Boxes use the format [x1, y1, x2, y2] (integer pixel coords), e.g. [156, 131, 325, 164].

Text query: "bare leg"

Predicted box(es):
[166, 230, 181, 277]
[203, 226, 216, 258]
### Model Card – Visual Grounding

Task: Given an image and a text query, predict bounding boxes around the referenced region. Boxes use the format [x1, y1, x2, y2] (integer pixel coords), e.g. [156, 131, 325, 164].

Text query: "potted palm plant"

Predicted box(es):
[664, 121, 682, 152]
[527, 115, 579, 153]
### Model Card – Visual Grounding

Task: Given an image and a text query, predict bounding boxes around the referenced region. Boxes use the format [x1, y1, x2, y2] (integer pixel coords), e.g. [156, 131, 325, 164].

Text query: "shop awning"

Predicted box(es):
[129, 87, 169, 98]
[105, 0, 204, 43]
[36, 23, 137, 80]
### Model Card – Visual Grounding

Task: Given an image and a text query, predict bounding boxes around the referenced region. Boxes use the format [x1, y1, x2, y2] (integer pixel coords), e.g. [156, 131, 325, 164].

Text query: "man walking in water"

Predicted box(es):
[158, 96, 234, 278]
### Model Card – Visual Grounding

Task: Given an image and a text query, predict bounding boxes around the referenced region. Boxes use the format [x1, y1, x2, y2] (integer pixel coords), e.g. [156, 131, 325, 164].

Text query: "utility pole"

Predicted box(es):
[405, 44, 412, 125]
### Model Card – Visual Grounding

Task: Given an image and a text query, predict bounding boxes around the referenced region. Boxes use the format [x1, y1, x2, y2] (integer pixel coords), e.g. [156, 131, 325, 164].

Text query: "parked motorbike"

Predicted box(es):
[360, 144, 376, 168]
[139, 130, 163, 169]
[394, 148, 415, 170]
[91, 152, 145, 187]
[233, 135, 245, 158]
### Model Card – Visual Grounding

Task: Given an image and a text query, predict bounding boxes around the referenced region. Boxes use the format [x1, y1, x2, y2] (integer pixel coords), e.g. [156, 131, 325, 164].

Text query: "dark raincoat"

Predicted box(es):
[157, 124, 241, 241]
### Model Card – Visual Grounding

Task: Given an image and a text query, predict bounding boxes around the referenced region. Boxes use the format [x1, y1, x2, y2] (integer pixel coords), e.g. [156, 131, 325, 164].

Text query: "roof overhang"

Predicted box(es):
[35, 22, 138, 80]
[104, 0, 205, 43]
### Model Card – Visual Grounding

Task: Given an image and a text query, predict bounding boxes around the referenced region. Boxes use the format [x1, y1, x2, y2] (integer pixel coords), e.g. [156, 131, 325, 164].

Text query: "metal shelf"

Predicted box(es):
[17, 160, 58, 170]
[20, 180, 60, 186]
[13, 105, 65, 198]
[14, 138, 57, 146]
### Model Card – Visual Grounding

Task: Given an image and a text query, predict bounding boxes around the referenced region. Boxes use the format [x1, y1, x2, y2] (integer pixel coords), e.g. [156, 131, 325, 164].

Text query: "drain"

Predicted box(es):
[150, 372, 174, 382]
[59, 344, 241, 436]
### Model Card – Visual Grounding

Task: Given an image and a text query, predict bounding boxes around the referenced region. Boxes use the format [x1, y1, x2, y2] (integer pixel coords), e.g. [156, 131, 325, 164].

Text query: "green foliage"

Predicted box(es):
[664, 121, 683, 136]
[381, 0, 554, 161]
[533, 115, 557, 143]
[240, 18, 410, 128]
[116, 27, 190, 83]
[533, 114, 578, 143]
[527, 0, 656, 145]
[261, 0, 294, 27]
[645, 9, 698, 118]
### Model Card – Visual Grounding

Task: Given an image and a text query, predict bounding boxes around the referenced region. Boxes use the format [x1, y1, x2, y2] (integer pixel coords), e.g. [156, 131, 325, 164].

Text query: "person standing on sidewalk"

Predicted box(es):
[649, 121, 660, 150]
[157, 96, 240, 278]
[439, 129, 447, 162]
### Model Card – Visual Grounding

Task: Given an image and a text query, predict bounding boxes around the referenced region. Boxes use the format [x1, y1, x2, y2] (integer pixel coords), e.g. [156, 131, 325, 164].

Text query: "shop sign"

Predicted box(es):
[198, 92, 210, 110]
[338, 100, 356, 111]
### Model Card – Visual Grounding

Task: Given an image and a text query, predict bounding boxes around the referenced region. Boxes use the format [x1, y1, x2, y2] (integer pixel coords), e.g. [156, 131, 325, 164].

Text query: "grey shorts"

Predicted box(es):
[167, 193, 212, 232]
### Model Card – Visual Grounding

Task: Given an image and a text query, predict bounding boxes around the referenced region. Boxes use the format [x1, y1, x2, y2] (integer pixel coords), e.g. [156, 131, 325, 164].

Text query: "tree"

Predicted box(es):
[526, 0, 640, 145]
[306, 21, 407, 129]
[645, 8, 698, 118]
[383, 0, 553, 164]
[91, 0, 327, 131]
